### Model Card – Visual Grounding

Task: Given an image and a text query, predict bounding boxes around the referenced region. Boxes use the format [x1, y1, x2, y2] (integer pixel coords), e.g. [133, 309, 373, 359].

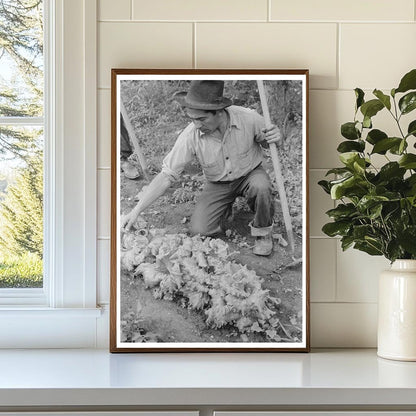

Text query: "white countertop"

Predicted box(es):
[0, 348, 416, 408]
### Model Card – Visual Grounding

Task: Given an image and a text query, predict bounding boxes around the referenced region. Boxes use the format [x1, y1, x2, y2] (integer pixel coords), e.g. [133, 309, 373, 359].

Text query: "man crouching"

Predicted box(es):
[121, 80, 281, 256]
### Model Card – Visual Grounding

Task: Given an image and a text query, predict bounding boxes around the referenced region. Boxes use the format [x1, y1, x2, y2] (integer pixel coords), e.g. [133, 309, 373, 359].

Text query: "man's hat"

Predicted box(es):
[173, 80, 232, 110]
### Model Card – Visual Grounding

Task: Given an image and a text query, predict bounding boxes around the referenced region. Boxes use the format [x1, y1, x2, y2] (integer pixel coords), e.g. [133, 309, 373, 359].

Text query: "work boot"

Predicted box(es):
[121, 159, 140, 180]
[253, 234, 273, 256]
[249, 221, 273, 256]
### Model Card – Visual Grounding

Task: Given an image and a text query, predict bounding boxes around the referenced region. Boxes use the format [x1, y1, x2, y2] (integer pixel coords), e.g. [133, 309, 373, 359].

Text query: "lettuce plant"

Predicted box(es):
[319, 69, 416, 262]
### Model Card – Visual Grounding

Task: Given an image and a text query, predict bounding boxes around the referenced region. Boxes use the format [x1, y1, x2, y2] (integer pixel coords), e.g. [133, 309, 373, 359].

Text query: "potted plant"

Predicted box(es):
[319, 68, 416, 361]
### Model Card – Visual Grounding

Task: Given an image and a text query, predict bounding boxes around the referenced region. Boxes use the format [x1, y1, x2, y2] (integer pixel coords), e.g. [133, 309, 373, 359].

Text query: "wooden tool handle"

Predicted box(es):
[257, 80, 295, 253]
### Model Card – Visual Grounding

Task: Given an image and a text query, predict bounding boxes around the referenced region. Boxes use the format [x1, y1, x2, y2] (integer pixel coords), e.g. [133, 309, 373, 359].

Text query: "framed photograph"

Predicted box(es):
[110, 69, 309, 352]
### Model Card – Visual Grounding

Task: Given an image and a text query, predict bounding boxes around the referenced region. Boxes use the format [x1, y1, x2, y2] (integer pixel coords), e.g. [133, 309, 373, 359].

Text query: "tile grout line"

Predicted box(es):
[98, 19, 415, 24]
[193, 22, 197, 69]
[333, 231, 339, 303]
[267, 0, 271, 22]
[130, 0, 133, 20]
[336, 22, 340, 90]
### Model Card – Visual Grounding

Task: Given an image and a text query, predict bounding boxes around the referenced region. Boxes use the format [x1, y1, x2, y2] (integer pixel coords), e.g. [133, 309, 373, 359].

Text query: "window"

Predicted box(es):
[0, 0, 45, 292]
[0, 0, 100, 348]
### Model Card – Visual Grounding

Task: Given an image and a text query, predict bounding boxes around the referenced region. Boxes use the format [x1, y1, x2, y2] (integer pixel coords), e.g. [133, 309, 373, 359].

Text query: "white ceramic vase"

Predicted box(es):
[378, 259, 416, 361]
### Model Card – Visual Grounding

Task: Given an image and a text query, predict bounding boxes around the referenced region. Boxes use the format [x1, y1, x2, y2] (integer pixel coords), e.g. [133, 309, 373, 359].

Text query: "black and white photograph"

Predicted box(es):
[110, 70, 309, 352]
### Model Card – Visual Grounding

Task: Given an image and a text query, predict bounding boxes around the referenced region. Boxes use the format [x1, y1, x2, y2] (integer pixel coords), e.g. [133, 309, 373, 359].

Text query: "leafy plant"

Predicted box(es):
[319, 69, 416, 262]
[120, 230, 292, 342]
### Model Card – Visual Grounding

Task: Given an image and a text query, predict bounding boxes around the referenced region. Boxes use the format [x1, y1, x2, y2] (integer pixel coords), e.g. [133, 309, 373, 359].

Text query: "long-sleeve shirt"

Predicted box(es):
[161, 105, 266, 182]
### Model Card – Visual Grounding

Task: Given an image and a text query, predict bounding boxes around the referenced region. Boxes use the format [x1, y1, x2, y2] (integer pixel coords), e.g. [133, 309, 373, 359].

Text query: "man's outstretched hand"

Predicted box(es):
[120, 207, 140, 231]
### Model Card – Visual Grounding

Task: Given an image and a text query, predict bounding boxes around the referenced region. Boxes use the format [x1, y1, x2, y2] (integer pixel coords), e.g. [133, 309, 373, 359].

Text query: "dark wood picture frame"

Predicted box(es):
[110, 69, 310, 352]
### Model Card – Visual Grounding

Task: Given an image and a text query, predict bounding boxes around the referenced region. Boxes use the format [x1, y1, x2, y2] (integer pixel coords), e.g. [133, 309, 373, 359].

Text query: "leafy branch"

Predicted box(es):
[319, 69, 416, 262]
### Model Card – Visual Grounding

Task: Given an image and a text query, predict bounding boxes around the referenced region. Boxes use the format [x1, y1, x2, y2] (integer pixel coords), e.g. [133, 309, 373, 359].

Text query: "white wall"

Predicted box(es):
[96, 0, 416, 348]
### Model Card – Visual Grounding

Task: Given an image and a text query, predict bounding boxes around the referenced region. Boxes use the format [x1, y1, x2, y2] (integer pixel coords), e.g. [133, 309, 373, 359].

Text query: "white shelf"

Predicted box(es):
[0, 349, 415, 409]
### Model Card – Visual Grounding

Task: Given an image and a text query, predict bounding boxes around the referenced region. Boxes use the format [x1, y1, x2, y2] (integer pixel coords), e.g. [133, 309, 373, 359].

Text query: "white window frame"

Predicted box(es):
[0, 0, 101, 348]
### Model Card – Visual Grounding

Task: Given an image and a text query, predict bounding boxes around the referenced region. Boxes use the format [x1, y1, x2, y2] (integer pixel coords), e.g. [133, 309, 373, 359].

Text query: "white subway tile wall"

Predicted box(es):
[98, 90, 111, 168]
[98, 169, 111, 239]
[309, 90, 354, 169]
[97, 0, 416, 347]
[98, 22, 193, 88]
[270, 0, 414, 22]
[336, 246, 389, 303]
[99, 0, 131, 21]
[311, 303, 378, 347]
[340, 24, 416, 90]
[310, 239, 337, 302]
[132, 0, 269, 21]
[196, 23, 338, 89]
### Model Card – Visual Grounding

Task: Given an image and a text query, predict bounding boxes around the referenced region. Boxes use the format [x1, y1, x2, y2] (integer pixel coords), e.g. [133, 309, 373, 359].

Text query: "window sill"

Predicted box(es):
[0, 306, 102, 316]
[0, 307, 103, 348]
[0, 288, 47, 306]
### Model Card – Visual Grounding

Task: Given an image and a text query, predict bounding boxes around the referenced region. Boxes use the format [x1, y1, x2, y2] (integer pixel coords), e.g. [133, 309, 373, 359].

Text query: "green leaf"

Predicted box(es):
[405, 174, 416, 196]
[369, 203, 383, 220]
[399, 139, 407, 154]
[341, 235, 355, 251]
[325, 167, 352, 176]
[399, 154, 416, 169]
[386, 240, 402, 263]
[353, 158, 366, 174]
[406, 174, 416, 186]
[326, 203, 357, 220]
[357, 195, 389, 212]
[399, 92, 416, 115]
[363, 116, 372, 129]
[318, 180, 331, 194]
[395, 69, 416, 94]
[352, 224, 374, 240]
[366, 129, 387, 145]
[341, 122, 361, 140]
[377, 162, 406, 181]
[322, 221, 351, 237]
[390, 139, 408, 155]
[407, 120, 416, 137]
[360, 99, 384, 119]
[337, 140, 365, 153]
[355, 88, 365, 110]
[339, 152, 360, 167]
[330, 176, 354, 199]
[330, 175, 367, 200]
[398, 227, 416, 255]
[373, 89, 391, 110]
[371, 137, 402, 154]
[354, 241, 383, 256]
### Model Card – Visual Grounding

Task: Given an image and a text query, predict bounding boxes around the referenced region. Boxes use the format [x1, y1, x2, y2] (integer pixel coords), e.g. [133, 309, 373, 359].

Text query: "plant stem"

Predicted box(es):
[390, 97, 406, 140]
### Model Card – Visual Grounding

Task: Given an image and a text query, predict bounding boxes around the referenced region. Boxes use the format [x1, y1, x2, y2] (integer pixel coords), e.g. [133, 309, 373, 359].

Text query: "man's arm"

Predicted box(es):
[121, 172, 172, 231]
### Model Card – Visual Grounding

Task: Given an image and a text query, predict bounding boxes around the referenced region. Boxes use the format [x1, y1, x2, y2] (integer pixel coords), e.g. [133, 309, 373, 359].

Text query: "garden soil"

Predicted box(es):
[120, 172, 304, 344]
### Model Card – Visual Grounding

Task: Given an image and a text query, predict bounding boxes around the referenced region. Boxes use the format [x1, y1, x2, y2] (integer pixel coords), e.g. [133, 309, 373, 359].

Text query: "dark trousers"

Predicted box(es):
[120, 116, 133, 159]
[190, 165, 274, 236]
